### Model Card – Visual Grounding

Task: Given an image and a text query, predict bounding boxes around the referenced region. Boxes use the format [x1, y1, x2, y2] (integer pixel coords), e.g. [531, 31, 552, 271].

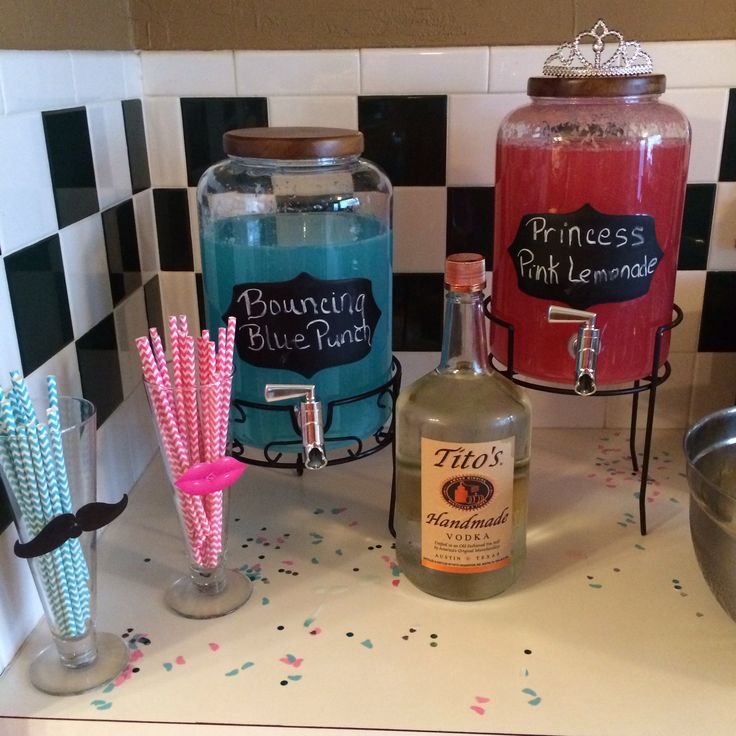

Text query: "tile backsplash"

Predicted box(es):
[1, 42, 735, 669]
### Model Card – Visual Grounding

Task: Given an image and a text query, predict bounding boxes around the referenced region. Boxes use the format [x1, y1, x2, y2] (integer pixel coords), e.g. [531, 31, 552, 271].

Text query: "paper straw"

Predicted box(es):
[10, 371, 38, 425]
[37, 422, 87, 635]
[149, 327, 168, 382]
[18, 424, 73, 636]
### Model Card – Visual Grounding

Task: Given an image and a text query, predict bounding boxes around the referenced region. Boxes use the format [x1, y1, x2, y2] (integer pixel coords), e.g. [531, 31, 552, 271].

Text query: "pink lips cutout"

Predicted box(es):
[175, 457, 247, 496]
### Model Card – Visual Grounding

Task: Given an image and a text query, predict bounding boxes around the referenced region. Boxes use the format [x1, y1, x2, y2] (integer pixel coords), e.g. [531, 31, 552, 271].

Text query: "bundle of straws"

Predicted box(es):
[0, 372, 90, 637]
[136, 315, 236, 569]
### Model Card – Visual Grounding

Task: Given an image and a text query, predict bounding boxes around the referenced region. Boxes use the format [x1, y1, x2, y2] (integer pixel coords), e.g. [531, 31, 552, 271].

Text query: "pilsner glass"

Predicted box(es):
[0, 396, 129, 695]
[143, 375, 251, 619]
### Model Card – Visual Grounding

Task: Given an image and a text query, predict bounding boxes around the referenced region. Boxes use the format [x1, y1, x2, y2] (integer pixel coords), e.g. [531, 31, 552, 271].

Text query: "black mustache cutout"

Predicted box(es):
[14, 495, 128, 559]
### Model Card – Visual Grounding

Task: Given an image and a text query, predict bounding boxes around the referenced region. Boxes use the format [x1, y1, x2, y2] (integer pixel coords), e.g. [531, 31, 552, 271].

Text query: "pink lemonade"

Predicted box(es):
[491, 138, 689, 385]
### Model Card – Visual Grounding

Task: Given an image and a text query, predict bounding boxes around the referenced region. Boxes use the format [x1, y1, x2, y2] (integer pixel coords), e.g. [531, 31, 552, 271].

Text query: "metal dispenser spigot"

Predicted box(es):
[264, 384, 328, 470]
[547, 306, 601, 396]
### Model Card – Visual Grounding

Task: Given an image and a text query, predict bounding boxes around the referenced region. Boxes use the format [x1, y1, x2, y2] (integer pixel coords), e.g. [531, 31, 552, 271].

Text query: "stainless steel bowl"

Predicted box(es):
[684, 406, 736, 622]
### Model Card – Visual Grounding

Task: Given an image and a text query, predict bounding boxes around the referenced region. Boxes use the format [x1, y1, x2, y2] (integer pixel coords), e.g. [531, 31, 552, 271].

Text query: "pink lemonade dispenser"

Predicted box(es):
[491, 20, 690, 393]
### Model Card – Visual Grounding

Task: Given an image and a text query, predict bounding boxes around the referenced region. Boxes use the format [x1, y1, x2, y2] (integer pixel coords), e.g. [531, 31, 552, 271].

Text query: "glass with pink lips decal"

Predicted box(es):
[137, 315, 253, 619]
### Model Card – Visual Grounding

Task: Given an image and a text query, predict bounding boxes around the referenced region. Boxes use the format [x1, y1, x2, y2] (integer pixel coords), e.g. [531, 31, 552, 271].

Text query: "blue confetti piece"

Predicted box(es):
[589, 583, 603, 589]
[91, 700, 112, 710]
[528, 696, 542, 706]
[304, 617, 315, 627]
[262, 597, 270, 605]
[241, 661, 254, 670]
[635, 544, 646, 550]
[225, 669, 239, 677]
[313, 508, 324, 514]
[311, 557, 319, 564]
[361, 639, 373, 649]
[102, 681, 115, 694]
[288, 674, 302, 681]
[335, 549, 343, 556]
[163, 662, 173, 671]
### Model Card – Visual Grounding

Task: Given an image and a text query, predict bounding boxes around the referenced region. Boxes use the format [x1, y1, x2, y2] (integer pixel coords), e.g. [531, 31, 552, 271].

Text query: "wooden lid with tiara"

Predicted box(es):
[445, 253, 486, 292]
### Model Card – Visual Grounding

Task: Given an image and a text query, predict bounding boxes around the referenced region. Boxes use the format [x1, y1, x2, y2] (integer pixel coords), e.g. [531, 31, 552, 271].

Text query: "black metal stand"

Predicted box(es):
[230, 357, 401, 479]
[485, 301, 683, 535]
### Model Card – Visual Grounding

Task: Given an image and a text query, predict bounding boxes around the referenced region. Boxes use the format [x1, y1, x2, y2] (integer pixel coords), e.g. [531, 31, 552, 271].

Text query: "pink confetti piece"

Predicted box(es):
[392, 579, 400, 587]
[209, 642, 220, 652]
[279, 655, 304, 668]
[475, 696, 490, 703]
[281, 560, 294, 566]
[470, 705, 485, 715]
[175, 655, 186, 665]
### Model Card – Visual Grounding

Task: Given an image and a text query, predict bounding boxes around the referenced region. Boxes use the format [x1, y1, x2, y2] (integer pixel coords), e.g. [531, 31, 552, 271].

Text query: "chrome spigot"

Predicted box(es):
[264, 384, 328, 469]
[547, 306, 601, 396]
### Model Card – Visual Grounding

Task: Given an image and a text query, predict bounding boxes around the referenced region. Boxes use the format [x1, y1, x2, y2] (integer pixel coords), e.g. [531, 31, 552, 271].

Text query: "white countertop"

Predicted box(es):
[1, 428, 735, 736]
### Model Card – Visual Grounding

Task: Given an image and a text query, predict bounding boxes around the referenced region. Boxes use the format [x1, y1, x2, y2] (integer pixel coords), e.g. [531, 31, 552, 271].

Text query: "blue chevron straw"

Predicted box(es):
[10, 371, 37, 425]
[37, 422, 87, 635]
[47, 401, 91, 628]
[22, 423, 74, 637]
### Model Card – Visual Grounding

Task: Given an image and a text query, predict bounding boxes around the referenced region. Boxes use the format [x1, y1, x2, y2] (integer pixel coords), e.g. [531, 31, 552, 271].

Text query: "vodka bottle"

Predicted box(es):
[395, 253, 531, 600]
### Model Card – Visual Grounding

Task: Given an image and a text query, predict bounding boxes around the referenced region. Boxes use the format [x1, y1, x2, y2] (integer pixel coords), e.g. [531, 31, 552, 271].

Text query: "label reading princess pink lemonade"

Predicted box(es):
[420, 437, 514, 574]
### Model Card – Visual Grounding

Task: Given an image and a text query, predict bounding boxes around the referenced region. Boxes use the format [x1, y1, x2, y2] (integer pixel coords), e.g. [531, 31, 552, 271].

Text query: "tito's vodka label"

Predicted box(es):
[420, 436, 515, 574]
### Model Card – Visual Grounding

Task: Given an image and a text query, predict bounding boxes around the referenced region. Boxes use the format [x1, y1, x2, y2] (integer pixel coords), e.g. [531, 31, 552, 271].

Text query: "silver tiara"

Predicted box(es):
[543, 19, 654, 78]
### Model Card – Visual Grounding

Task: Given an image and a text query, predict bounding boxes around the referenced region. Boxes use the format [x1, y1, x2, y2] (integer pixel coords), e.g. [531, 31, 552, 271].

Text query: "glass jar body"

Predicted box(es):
[491, 95, 690, 386]
[198, 154, 392, 452]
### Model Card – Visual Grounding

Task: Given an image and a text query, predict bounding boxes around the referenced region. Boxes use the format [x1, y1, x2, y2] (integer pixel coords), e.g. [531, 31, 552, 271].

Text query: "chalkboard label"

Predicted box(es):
[224, 272, 381, 378]
[507, 204, 663, 310]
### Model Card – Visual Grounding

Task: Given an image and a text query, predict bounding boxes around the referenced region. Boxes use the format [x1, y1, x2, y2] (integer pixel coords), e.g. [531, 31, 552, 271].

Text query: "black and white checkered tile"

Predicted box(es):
[1, 46, 736, 542]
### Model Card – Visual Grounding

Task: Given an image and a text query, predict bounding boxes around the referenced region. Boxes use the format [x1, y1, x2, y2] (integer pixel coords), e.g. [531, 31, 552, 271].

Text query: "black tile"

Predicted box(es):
[698, 271, 736, 352]
[719, 89, 736, 182]
[153, 188, 194, 271]
[181, 97, 268, 186]
[102, 199, 142, 306]
[0, 475, 11, 535]
[75, 314, 124, 426]
[195, 272, 206, 331]
[446, 187, 494, 267]
[359, 96, 447, 187]
[42, 107, 99, 228]
[122, 99, 151, 194]
[143, 276, 165, 350]
[678, 184, 715, 270]
[5, 235, 73, 374]
[393, 272, 444, 351]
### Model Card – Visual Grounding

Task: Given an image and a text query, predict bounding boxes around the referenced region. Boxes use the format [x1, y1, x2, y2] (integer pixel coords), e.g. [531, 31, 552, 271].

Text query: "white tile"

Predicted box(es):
[0, 528, 41, 672]
[605, 352, 695, 429]
[141, 51, 235, 97]
[489, 45, 555, 93]
[690, 352, 736, 424]
[71, 51, 126, 104]
[0, 50, 75, 114]
[188, 187, 202, 273]
[0, 113, 58, 255]
[0, 260, 22, 382]
[143, 97, 187, 187]
[647, 41, 736, 89]
[133, 189, 159, 282]
[235, 50, 359, 96]
[58, 214, 113, 339]
[122, 52, 143, 99]
[393, 187, 447, 273]
[662, 88, 729, 184]
[23, 342, 82, 403]
[114, 289, 149, 399]
[268, 96, 358, 130]
[671, 271, 706, 353]
[87, 101, 133, 210]
[447, 93, 527, 187]
[159, 271, 200, 335]
[97, 400, 134, 506]
[121, 382, 158, 483]
[528, 390, 606, 429]
[394, 351, 438, 389]
[708, 182, 736, 271]
[361, 48, 488, 94]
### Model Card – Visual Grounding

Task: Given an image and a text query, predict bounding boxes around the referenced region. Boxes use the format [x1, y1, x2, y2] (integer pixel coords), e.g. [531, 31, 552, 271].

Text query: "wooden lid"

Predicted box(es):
[527, 74, 666, 98]
[223, 127, 364, 159]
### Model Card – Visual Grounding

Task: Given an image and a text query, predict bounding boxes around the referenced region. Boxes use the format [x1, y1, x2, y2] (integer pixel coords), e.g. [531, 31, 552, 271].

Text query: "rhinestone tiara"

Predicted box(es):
[543, 19, 654, 78]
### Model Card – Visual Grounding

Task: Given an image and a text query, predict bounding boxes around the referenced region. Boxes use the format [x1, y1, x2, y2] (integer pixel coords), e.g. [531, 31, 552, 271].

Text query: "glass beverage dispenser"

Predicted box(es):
[491, 21, 690, 394]
[198, 127, 392, 462]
